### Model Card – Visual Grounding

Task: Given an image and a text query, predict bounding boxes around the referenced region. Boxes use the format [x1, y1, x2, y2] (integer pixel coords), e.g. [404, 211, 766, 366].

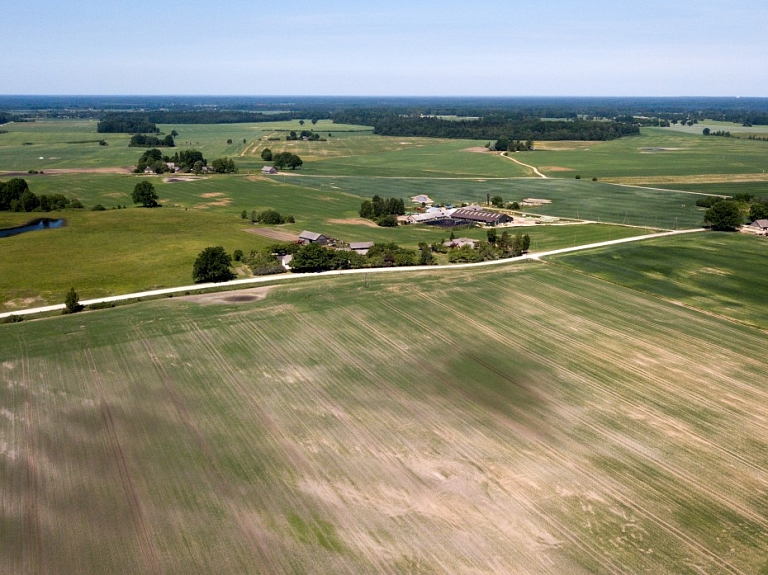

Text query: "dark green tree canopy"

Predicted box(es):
[705, 201, 743, 231]
[132, 181, 159, 207]
[192, 246, 236, 283]
[273, 152, 303, 170]
[749, 201, 768, 222]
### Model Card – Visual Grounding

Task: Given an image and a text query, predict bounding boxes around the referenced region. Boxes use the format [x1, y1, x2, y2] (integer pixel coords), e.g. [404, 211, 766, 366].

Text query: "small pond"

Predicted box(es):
[0, 218, 65, 239]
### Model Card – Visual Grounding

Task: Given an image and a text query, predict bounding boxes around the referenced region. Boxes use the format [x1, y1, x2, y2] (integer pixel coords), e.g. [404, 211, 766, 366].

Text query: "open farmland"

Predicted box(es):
[526, 127, 768, 182]
[2, 265, 768, 574]
[550, 232, 768, 329]
[294, 175, 711, 229]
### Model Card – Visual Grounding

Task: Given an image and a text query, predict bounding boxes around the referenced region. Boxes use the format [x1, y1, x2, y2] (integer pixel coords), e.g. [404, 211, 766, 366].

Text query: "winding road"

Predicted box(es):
[0, 228, 705, 320]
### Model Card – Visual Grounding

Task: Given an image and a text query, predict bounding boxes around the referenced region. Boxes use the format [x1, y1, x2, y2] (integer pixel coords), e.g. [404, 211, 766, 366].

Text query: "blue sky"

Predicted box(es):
[2, 0, 767, 96]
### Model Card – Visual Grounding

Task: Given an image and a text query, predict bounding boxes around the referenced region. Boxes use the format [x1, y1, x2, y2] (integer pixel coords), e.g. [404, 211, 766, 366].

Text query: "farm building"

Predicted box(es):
[750, 219, 768, 231]
[406, 212, 450, 225]
[298, 231, 329, 245]
[261, 166, 278, 175]
[349, 241, 374, 255]
[450, 208, 512, 226]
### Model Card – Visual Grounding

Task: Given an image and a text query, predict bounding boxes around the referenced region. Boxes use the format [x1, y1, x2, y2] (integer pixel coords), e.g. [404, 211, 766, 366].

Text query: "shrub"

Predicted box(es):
[63, 287, 83, 314]
[377, 215, 398, 227]
[91, 204, 106, 211]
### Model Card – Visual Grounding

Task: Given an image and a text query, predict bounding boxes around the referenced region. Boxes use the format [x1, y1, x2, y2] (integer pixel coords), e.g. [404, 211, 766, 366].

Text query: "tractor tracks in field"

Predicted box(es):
[133, 326, 281, 575]
[85, 349, 163, 575]
[20, 340, 41, 575]
[383, 291, 754, 574]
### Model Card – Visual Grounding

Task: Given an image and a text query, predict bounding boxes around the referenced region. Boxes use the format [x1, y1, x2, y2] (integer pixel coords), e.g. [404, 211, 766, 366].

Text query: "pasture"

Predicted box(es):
[549, 231, 768, 329]
[2, 264, 768, 573]
[0, 208, 272, 311]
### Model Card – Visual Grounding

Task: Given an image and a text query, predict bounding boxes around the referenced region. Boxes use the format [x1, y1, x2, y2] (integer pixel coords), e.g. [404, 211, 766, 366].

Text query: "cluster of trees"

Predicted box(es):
[97, 113, 159, 133]
[492, 138, 533, 152]
[134, 148, 236, 174]
[289, 241, 419, 273]
[272, 152, 303, 170]
[702, 128, 731, 137]
[0, 178, 76, 212]
[697, 193, 768, 229]
[211, 157, 237, 173]
[129, 134, 175, 147]
[447, 231, 530, 263]
[242, 243, 297, 276]
[359, 195, 405, 227]
[134, 148, 170, 173]
[248, 209, 294, 225]
[285, 130, 323, 141]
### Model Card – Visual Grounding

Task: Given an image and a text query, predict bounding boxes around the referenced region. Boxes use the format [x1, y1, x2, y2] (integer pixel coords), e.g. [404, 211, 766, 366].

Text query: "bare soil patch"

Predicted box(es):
[201, 192, 225, 198]
[243, 227, 300, 242]
[539, 166, 574, 172]
[164, 176, 204, 183]
[604, 173, 768, 185]
[460, 147, 489, 153]
[176, 286, 274, 305]
[326, 218, 380, 228]
[532, 141, 601, 151]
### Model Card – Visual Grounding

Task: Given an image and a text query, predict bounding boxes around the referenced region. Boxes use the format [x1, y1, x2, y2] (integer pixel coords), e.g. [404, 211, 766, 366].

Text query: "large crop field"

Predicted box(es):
[550, 232, 768, 329]
[2, 264, 768, 574]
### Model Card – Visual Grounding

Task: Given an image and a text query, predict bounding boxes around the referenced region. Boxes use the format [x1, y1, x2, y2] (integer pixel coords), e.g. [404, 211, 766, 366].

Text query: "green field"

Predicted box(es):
[0, 209, 272, 310]
[2, 265, 768, 574]
[529, 128, 768, 180]
[0, 119, 764, 310]
[550, 232, 768, 329]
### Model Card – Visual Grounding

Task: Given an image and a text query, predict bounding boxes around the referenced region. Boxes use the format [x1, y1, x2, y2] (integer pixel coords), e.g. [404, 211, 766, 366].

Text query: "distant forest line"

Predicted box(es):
[5, 95, 768, 142]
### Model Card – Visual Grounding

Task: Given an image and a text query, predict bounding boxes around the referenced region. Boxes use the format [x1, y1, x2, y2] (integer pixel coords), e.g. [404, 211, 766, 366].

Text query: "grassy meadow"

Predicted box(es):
[2, 265, 768, 574]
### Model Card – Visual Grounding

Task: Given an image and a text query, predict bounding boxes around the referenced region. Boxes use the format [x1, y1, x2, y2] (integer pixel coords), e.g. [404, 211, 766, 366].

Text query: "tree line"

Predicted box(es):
[331, 110, 639, 141]
[97, 113, 159, 133]
[359, 195, 405, 227]
[0, 178, 78, 212]
[129, 134, 175, 147]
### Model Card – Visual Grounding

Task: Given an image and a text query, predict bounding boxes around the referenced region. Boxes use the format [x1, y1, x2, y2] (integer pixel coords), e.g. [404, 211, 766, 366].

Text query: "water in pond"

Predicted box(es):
[0, 218, 65, 238]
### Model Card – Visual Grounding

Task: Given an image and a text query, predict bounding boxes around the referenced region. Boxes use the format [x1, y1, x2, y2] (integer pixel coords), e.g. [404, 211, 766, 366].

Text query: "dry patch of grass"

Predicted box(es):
[243, 227, 300, 242]
[533, 141, 602, 151]
[604, 173, 768, 185]
[539, 166, 574, 172]
[326, 218, 381, 228]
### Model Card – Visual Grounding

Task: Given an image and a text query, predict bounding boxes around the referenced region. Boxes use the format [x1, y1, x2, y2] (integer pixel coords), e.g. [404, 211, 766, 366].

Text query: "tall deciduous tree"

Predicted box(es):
[705, 201, 743, 231]
[132, 181, 159, 207]
[192, 246, 236, 283]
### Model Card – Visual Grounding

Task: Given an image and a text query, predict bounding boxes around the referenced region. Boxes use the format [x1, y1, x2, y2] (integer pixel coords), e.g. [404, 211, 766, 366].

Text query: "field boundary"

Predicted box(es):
[0, 228, 705, 320]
